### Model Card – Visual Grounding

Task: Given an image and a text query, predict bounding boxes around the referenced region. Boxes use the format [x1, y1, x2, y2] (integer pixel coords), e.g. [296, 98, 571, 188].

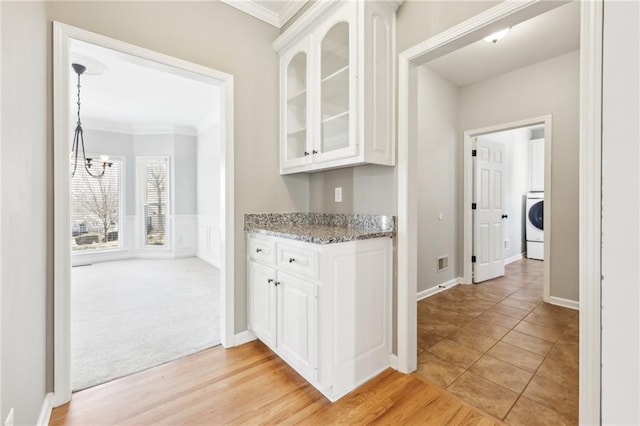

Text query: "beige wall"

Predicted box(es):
[459, 50, 580, 301]
[416, 66, 460, 292]
[1, 2, 49, 423]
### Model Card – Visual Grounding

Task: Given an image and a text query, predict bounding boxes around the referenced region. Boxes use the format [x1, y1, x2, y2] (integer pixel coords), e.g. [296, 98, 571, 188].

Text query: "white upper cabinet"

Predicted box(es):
[274, 0, 400, 174]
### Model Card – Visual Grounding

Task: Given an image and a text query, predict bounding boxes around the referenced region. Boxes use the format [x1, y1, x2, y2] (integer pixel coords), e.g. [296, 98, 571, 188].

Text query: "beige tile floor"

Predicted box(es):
[415, 259, 579, 425]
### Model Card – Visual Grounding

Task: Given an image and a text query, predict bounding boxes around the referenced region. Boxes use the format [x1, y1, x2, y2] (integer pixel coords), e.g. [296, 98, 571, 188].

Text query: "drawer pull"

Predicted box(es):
[289, 258, 296, 263]
[267, 278, 274, 284]
[256, 248, 263, 253]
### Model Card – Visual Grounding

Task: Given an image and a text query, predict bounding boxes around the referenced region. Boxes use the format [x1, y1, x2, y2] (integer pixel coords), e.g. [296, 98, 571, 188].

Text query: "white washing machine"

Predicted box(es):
[526, 192, 544, 260]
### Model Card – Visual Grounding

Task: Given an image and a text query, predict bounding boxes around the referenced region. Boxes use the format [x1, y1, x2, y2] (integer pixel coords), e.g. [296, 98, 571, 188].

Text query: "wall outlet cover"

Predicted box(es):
[334, 187, 342, 203]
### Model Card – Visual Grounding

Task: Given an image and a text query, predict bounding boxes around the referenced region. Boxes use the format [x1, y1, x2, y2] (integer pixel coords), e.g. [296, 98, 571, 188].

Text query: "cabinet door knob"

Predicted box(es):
[256, 248, 262, 253]
[312, 150, 318, 154]
[304, 151, 310, 156]
[275, 281, 280, 286]
[267, 278, 274, 283]
[289, 257, 295, 263]
[502, 214, 508, 219]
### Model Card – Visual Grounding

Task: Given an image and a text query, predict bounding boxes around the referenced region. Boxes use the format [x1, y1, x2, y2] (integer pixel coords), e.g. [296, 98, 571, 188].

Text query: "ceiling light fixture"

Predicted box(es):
[70, 63, 112, 178]
[483, 28, 511, 44]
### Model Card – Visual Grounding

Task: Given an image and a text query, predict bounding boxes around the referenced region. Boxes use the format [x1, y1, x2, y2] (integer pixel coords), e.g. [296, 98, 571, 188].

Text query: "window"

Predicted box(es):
[138, 157, 169, 247]
[71, 158, 123, 252]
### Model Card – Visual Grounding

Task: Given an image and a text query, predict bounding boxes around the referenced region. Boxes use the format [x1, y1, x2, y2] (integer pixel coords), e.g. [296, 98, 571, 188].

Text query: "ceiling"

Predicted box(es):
[220, 0, 308, 28]
[426, 1, 580, 87]
[69, 39, 220, 135]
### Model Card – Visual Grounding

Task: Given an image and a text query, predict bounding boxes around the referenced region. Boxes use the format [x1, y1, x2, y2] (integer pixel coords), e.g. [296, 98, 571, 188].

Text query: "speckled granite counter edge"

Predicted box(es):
[244, 213, 395, 231]
[244, 213, 395, 244]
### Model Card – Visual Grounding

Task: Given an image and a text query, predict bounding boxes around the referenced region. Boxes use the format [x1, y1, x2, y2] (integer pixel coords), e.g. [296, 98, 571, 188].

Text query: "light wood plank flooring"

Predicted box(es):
[51, 340, 500, 425]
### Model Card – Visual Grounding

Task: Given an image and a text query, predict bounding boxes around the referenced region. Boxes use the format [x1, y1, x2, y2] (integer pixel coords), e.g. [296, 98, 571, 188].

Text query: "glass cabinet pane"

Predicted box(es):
[320, 22, 350, 154]
[286, 52, 308, 161]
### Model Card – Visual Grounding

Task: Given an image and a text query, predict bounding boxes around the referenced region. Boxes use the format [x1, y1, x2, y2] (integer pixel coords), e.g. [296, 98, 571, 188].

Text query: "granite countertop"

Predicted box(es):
[244, 213, 395, 244]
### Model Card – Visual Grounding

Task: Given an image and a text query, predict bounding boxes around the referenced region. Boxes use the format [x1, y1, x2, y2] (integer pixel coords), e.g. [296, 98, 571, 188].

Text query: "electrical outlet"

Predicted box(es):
[504, 239, 510, 249]
[5, 408, 14, 426]
[334, 187, 342, 203]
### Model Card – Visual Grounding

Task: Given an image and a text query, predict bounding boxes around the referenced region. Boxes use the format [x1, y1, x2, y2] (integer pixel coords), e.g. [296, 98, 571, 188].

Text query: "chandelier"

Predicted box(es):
[70, 63, 112, 178]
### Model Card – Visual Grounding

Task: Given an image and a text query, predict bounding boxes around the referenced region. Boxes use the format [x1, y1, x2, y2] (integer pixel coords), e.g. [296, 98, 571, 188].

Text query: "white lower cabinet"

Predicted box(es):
[247, 233, 392, 401]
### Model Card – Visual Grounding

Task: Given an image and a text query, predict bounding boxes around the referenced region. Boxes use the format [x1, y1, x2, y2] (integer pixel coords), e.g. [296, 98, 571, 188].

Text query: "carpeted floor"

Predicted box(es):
[71, 257, 220, 391]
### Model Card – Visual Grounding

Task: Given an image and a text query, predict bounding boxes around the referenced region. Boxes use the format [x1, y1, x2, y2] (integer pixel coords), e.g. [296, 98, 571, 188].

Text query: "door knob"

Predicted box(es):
[289, 258, 296, 263]
[267, 278, 274, 283]
[502, 214, 508, 219]
[256, 248, 262, 253]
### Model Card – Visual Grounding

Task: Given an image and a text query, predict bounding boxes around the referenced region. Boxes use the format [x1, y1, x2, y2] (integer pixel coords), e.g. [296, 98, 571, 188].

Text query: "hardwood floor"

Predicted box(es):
[51, 340, 500, 425]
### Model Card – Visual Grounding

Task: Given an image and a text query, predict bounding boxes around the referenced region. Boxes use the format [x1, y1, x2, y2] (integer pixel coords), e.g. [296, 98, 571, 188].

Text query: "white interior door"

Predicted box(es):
[473, 138, 505, 282]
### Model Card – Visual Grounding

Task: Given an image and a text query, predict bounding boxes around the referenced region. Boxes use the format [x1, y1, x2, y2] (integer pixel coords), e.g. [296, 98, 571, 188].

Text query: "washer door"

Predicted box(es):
[528, 200, 544, 231]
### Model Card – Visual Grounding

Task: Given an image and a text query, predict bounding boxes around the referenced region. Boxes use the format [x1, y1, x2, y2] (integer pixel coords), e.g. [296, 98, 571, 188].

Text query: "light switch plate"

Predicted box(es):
[335, 187, 342, 203]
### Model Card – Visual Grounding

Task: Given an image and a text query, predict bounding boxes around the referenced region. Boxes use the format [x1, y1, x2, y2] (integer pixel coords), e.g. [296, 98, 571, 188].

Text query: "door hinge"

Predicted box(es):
[472, 255, 476, 263]
[472, 149, 477, 157]
[472, 203, 477, 210]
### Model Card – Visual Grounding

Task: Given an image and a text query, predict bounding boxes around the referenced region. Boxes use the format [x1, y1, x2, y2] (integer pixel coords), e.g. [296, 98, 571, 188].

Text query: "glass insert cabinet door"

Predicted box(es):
[281, 38, 312, 169]
[316, 2, 357, 162]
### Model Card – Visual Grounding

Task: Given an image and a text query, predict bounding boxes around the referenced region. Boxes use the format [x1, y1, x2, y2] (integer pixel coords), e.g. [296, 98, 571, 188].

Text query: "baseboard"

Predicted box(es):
[234, 330, 257, 346]
[417, 277, 462, 301]
[505, 253, 525, 265]
[549, 296, 579, 310]
[36, 393, 54, 426]
[388, 354, 399, 370]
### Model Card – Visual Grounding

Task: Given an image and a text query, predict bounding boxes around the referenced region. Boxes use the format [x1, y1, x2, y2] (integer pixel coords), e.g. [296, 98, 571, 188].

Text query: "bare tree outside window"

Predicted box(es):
[144, 161, 167, 246]
[71, 159, 121, 251]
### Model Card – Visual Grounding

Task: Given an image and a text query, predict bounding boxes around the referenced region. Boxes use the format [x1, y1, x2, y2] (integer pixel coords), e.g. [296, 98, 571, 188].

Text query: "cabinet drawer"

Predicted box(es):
[277, 243, 318, 279]
[249, 236, 276, 265]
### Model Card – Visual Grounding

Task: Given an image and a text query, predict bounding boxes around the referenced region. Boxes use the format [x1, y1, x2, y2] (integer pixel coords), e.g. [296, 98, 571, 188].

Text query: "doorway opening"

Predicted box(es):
[53, 22, 235, 406]
[67, 37, 224, 391]
[463, 118, 551, 304]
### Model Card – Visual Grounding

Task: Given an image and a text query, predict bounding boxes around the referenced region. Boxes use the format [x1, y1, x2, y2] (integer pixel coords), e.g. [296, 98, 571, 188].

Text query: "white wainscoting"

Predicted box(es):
[197, 214, 221, 268]
[174, 214, 198, 258]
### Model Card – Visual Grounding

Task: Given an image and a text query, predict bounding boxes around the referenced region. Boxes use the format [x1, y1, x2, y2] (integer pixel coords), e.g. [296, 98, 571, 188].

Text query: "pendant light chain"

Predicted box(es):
[70, 63, 112, 179]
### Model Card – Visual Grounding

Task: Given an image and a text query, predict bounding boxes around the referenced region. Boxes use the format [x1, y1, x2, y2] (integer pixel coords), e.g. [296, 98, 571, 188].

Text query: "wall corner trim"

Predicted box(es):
[549, 296, 580, 311]
[416, 277, 463, 301]
[234, 330, 257, 346]
[36, 393, 54, 426]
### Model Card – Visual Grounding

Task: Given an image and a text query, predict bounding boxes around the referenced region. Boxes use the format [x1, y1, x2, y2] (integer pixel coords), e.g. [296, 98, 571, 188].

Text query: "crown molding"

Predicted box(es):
[82, 118, 198, 136]
[221, 0, 307, 28]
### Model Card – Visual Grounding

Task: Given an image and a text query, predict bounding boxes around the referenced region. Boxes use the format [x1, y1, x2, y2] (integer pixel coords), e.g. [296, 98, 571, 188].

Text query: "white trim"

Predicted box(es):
[397, 1, 602, 424]
[416, 277, 462, 301]
[0, 1, 3, 416]
[388, 354, 399, 370]
[505, 253, 525, 265]
[579, 1, 603, 424]
[83, 119, 199, 136]
[36, 393, 54, 426]
[52, 22, 235, 407]
[462, 115, 552, 303]
[220, 0, 308, 29]
[273, 0, 339, 52]
[549, 296, 580, 311]
[234, 330, 257, 346]
[220, 0, 281, 28]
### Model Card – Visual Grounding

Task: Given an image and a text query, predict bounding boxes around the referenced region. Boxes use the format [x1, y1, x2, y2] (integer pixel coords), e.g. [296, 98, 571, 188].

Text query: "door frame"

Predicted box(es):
[396, 1, 602, 424]
[52, 22, 235, 407]
[462, 116, 552, 304]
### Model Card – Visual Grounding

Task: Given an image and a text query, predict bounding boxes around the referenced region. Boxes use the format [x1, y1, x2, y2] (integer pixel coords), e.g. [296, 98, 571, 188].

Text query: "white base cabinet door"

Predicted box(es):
[276, 271, 317, 382]
[247, 233, 392, 402]
[247, 261, 276, 349]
